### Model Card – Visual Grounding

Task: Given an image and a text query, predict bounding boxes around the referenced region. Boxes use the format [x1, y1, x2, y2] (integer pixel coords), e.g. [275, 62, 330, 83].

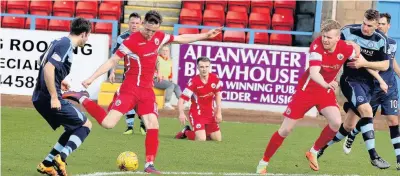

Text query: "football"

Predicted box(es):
[116, 151, 139, 171]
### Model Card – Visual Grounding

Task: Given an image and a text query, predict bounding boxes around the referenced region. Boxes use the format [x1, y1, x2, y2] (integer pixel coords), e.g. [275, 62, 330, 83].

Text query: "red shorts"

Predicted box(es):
[283, 89, 338, 119]
[189, 112, 220, 135]
[107, 86, 158, 117]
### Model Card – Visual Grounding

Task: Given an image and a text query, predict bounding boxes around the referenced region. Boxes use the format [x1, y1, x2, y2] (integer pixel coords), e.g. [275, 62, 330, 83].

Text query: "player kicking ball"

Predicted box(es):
[256, 19, 359, 174]
[175, 57, 223, 141]
[62, 10, 221, 174]
[109, 12, 147, 135]
[33, 18, 92, 176]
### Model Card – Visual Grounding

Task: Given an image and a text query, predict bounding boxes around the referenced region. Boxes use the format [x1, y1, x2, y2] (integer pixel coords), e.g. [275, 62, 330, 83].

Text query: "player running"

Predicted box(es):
[342, 12, 400, 169]
[109, 12, 147, 135]
[63, 10, 221, 174]
[317, 9, 392, 169]
[174, 56, 223, 141]
[33, 18, 92, 176]
[256, 19, 358, 174]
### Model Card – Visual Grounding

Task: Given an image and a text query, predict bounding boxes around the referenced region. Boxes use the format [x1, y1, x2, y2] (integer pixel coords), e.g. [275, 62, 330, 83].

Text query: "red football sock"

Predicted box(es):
[185, 130, 196, 140]
[82, 98, 107, 124]
[263, 131, 285, 162]
[145, 129, 159, 163]
[313, 125, 337, 151]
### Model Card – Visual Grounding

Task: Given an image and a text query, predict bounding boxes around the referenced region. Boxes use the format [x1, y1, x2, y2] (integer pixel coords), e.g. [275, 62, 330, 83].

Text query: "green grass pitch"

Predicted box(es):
[1, 106, 399, 175]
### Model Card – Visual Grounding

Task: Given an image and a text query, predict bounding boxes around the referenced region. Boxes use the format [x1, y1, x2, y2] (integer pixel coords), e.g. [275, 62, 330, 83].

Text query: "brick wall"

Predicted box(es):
[336, 1, 376, 26]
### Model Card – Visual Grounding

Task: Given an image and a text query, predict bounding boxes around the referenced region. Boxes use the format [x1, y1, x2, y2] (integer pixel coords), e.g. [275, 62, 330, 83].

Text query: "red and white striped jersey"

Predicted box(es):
[298, 36, 355, 92]
[181, 73, 223, 116]
[115, 31, 174, 88]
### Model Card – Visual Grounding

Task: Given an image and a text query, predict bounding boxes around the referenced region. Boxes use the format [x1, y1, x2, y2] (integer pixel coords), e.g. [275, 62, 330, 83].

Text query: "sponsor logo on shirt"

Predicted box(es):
[143, 52, 156, 57]
[361, 48, 374, 56]
[321, 64, 341, 70]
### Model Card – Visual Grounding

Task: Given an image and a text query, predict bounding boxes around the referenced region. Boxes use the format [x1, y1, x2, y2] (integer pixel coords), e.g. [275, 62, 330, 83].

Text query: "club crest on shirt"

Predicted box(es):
[211, 83, 216, 89]
[285, 108, 291, 115]
[368, 41, 374, 48]
[154, 38, 159, 45]
[337, 53, 344, 60]
[357, 96, 364, 102]
[196, 124, 202, 129]
[115, 99, 121, 106]
[389, 45, 395, 53]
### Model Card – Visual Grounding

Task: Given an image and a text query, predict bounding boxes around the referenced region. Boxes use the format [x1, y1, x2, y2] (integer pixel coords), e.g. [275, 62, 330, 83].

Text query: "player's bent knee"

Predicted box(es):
[329, 120, 341, 131]
[83, 119, 92, 129]
[386, 115, 399, 126]
[142, 114, 159, 129]
[330, 116, 342, 130]
[195, 130, 207, 141]
[321, 107, 341, 130]
[101, 117, 118, 129]
[101, 122, 116, 129]
[213, 136, 222, 142]
[101, 110, 124, 129]
[278, 127, 292, 137]
[343, 113, 358, 131]
[210, 131, 222, 141]
[343, 122, 355, 132]
[213, 138, 222, 142]
[146, 121, 159, 129]
[357, 104, 373, 117]
[196, 136, 207, 141]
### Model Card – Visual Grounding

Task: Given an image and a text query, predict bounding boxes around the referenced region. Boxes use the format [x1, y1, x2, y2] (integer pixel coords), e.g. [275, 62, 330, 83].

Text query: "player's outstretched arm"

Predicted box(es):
[363, 60, 390, 71]
[178, 98, 187, 125]
[82, 55, 121, 88]
[44, 62, 61, 110]
[366, 69, 388, 93]
[215, 92, 222, 123]
[309, 66, 335, 90]
[173, 27, 222, 44]
[108, 68, 116, 83]
[347, 54, 389, 71]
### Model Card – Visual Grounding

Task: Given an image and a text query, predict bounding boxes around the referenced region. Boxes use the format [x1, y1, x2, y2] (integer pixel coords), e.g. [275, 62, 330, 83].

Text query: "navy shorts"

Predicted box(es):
[33, 98, 87, 131]
[370, 83, 399, 116]
[340, 76, 373, 116]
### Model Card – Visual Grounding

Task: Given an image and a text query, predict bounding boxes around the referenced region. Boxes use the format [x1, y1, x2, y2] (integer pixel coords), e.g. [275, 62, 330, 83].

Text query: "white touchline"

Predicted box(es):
[76, 171, 360, 176]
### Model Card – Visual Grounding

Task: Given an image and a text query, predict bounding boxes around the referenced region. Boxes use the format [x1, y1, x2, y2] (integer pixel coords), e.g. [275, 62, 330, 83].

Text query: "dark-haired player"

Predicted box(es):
[318, 9, 391, 169]
[63, 10, 222, 174]
[108, 12, 147, 135]
[33, 18, 92, 176]
[342, 12, 400, 170]
[175, 56, 223, 142]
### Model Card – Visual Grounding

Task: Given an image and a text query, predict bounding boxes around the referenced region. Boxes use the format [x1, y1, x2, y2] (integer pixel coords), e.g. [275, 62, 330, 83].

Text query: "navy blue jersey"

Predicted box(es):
[389, 37, 397, 58]
[341, 24, 390, 82]
[111, 30, 131, 79]
[32, 37, 74, 101]
[378, 37, 397, 84]
[112, 30, 131, 54]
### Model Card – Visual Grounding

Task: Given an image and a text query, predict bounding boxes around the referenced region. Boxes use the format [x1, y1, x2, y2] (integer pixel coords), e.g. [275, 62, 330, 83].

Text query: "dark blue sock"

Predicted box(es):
[60, 126, 91, 161]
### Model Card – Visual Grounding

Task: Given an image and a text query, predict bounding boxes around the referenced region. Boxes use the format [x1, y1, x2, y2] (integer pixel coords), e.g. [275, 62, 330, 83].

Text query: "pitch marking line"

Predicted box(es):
[77, 171, 360, 176]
